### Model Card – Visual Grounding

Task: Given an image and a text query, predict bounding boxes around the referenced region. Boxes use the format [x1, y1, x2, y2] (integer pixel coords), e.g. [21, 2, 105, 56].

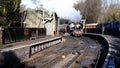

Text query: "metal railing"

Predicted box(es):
[29, 37, 62, 57]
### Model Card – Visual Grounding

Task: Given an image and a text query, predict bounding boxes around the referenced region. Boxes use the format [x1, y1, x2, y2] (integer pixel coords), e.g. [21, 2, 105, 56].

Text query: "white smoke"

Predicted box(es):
[21, 0, 83, 22]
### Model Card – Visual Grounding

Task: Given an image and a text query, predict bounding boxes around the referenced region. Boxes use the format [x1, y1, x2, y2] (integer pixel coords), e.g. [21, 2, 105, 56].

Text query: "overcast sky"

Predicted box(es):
[21, 0, 84, 22]
[20, 0, 120, 22]
[20, 0, 85, 9]
[21, 0, 120, 9]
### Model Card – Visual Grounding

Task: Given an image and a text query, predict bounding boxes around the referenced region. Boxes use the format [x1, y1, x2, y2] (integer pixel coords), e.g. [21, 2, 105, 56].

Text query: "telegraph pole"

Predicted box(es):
[57, 18, 60, 36]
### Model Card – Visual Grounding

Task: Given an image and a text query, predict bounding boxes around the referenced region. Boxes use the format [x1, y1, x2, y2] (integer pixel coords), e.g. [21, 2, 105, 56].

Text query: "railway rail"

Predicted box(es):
[22, 36, 101, 68]
[67, 37, 100, 68]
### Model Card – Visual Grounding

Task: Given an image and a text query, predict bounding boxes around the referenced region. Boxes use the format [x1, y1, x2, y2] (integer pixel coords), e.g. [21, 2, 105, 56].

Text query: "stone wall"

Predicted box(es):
[13, 47, 30, 61]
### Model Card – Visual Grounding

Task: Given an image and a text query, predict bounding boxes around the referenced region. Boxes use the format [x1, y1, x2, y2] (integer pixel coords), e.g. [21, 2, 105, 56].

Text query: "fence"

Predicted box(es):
[2, 28, 46, 44]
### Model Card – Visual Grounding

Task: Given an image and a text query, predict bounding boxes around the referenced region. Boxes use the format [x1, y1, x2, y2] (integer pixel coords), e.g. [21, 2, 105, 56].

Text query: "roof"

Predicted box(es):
[86, 23, 98, 26]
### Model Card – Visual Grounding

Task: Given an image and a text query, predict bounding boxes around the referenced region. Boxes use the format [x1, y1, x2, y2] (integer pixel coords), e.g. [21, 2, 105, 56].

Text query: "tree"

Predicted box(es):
[85, 0, 101, 23]
[100, 0, 120, 22]
[74, 1, 86, 19]
[104, 1, 120, 21]
[74, 0, 102, 23]
[60, 19, 69, 24]
[0, 0, 21, 27]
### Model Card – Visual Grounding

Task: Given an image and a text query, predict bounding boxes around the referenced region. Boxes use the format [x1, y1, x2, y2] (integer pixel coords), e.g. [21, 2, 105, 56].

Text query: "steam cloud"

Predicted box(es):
[21, 0, 83, 22]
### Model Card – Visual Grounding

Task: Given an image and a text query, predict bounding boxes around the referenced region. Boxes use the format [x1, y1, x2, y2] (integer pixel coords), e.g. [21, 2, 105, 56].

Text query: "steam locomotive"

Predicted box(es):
[66, 22, 83, 36]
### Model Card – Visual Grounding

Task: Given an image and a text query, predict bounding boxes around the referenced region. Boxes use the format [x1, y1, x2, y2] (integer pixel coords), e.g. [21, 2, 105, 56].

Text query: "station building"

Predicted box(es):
[22, 7, 59, 36]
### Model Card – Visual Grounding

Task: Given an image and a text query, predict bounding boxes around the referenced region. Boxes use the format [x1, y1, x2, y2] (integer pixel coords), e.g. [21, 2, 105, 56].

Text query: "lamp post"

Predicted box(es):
[84, 19, 86, 33]
[57, 18, 60, 36]
[23, 21, 26, 27]
[101, 15, 104, 34]
[102, 22, 104, 34]
[81, 19, 86, 33]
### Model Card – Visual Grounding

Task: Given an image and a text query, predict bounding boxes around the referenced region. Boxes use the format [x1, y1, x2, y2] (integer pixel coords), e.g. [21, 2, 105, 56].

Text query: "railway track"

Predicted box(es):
[23, 36, 101, 68]
[40, 37, 81, 68]
[68, 37, 100, 68]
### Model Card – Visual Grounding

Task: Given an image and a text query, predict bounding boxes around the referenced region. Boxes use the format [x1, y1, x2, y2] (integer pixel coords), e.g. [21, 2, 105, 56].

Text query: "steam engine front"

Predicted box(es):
[67, 22, 83, 36]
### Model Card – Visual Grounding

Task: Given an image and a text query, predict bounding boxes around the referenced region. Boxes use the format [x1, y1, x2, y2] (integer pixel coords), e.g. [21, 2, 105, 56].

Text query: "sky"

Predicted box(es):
[20, 0, 120, 22]
[108, 0, 120, 4]
[20, 0, 84, 22]
[105, 0, 120, 5]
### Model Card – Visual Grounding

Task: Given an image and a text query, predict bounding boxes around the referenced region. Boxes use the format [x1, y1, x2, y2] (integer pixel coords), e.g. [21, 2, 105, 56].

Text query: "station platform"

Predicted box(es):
[0, 35, 62, 61]
[102, 35, 120, 50]
[1, 35, 61, 51]
[101, 35, 120, 68]
[83, 33, 120, 68]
